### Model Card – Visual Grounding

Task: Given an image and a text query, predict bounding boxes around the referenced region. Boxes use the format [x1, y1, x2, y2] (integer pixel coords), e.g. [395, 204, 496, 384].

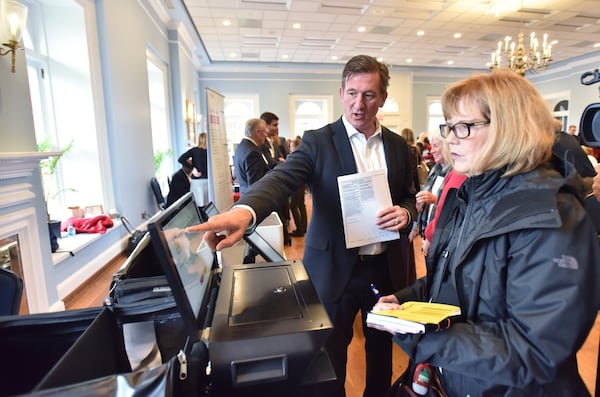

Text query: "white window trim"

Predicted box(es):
[82, 0, 114, 210]
[289, 95, 334, 137]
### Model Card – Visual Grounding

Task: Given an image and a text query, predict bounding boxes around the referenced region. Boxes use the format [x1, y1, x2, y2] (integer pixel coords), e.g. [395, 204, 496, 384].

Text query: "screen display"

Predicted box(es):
[160, 197, 214, 318]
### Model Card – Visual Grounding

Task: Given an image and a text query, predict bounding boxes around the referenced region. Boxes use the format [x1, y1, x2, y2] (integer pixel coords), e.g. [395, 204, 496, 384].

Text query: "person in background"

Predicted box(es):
[420, 135, 435, 168]
[568, 124, 581, 143]
[260, 111, 292, 246]
[371, 68, 600, 396]
[233, 118, 271, 263]
[551, 118, 595, 195]
[233, 118, 269, 196]
[166, 161, 193, 207]
[409, 128, 453, 247]
[187, 55, 417, 397]
[260, 111, 285, 167]
[178, 132, 208, 179]
[178, 132, 209, 206]
[400, 127, 422, 191]
[420, 168, 466, 256]
[288, 136, 307, 237]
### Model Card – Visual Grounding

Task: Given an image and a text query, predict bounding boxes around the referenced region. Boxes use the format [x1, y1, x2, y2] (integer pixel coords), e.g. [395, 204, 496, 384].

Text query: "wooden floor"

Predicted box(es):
[65, 192, 599, 396]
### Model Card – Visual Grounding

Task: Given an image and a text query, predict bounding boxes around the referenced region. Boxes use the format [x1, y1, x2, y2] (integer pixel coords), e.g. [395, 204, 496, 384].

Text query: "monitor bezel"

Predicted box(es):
[147, 192, 217, 340]
[203, 201, 286, 263]
[244, 230, 286, 263]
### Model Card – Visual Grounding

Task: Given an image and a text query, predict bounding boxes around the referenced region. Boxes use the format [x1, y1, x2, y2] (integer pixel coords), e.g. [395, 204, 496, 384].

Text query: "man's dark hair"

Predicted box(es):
[342, 55, 390, 94]
[260, 112, 279, 124]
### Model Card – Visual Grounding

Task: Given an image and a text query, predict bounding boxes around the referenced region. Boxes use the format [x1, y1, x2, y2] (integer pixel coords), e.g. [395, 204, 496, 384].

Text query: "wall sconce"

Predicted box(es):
[0, 0, 28, 73]
[185, 99, 196, 144]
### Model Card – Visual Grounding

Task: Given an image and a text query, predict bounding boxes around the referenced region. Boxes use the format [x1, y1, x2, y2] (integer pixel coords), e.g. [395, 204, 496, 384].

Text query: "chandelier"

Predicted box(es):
[489, 30, 554, 76]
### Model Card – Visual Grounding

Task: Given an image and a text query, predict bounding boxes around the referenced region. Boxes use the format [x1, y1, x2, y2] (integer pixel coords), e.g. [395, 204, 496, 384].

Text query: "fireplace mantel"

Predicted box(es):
[0, 151, 57, 313]
[0, 151, 62, 180]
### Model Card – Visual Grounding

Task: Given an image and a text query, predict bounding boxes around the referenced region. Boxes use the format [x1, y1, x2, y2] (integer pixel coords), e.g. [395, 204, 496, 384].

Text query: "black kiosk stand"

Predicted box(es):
[147, 193, 336, 396]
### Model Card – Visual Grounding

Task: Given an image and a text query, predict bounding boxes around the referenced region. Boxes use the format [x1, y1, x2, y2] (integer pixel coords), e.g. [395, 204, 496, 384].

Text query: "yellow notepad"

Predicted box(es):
[367, 301, 461, 334]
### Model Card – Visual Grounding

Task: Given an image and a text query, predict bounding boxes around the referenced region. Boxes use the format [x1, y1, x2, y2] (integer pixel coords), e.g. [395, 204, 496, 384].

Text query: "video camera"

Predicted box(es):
[579, 68, 600, 147]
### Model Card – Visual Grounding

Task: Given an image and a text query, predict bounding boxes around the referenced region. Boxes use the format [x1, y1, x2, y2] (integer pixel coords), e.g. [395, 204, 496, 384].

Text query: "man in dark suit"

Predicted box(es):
[260, 111, 285, 168]
[260, 111, 292, 246]
[233, 118, 269, 196]
[189, 55, 417, 397]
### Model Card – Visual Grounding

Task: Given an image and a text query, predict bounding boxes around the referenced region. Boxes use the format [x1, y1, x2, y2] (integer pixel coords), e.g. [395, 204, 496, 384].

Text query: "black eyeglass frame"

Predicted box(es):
[439, 120, 490, 139]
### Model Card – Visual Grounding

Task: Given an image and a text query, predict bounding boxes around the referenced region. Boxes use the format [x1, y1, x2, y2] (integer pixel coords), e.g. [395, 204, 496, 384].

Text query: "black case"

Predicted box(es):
[33, 300, 188, 390]
[108, 231, 169, 304]
[31, 304, 209, 397]
[0, 307, 101, 397]
[0, 294, 184, 396]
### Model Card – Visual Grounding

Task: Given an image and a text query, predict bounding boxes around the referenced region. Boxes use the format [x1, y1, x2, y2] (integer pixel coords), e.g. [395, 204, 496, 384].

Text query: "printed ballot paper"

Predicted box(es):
[337, 169, 399, 249]
[367, 301, 461, 334]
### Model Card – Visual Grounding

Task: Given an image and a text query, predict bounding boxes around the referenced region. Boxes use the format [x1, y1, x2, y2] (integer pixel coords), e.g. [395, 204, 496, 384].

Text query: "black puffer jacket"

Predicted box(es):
[393, 164, 600, 396]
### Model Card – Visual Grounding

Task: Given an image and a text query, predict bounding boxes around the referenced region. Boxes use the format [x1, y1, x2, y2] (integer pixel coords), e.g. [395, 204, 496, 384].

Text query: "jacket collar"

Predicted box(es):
[332, 117, 399, 185]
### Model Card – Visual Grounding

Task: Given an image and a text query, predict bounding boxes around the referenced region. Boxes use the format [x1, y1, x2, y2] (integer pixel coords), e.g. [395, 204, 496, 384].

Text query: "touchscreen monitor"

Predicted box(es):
[148, 193, 218, 334]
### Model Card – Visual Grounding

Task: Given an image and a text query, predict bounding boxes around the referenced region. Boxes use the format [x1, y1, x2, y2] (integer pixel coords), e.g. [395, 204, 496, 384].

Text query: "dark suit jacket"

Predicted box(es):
[237, 118, 417, 303]
[234, 138, 270, 195]
[166, 168, 190, 207]
[260, 138, 282, 169]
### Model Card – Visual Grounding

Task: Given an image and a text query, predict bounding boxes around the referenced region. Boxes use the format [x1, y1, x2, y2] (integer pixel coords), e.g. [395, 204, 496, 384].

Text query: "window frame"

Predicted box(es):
[24, 0, 115, 220]
[289, 95, 333, 138]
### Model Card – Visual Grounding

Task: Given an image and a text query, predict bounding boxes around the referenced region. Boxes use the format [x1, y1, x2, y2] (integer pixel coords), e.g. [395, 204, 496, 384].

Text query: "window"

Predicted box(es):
[553, 99, 569, 130]
[376, 96, 401, 132]
[146, 51, 173, 193]
[427, 98, 444, 136]
[290, 95, 333, 137]
[24, 0, 110, 221]
[224, 95, 258, 164]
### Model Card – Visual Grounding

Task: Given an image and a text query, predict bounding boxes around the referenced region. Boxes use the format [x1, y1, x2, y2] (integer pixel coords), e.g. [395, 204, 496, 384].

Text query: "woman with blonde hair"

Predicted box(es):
[372, 68, 600, 396]
[414, 128, 449, 232]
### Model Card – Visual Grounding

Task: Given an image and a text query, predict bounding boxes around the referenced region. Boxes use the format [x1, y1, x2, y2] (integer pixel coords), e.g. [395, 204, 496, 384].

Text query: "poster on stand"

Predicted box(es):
[204, 88, 234, 212]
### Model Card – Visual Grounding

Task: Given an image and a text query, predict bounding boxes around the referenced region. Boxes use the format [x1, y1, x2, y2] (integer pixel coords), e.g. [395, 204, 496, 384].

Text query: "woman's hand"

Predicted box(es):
[368, 294, 406, 334]
[421, 238, 431, 257]
[416, 190, 437, 206]
[372, 294, 403, 311]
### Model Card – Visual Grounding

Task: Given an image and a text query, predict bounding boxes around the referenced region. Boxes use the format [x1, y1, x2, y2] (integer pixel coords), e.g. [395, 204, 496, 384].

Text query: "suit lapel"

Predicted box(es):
[382, 128, 399, 190]
[332, 118, 358, 175]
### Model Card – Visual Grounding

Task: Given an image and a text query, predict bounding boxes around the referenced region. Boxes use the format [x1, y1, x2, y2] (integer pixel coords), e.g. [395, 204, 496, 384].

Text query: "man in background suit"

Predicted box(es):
[189, 55, 417, 397]
[260, 111, 292, 245]
[233, 118, 269, 196]
[260, 111, 285, 168]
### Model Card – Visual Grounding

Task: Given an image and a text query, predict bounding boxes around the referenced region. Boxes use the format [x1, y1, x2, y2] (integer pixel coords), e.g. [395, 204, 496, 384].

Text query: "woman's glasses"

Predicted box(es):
[439, 120, 489, 139]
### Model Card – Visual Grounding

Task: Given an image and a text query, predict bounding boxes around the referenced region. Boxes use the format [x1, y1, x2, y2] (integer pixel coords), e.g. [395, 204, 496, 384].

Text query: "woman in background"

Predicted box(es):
[414, 129, 449, 234]
[178, 132, 209, 206]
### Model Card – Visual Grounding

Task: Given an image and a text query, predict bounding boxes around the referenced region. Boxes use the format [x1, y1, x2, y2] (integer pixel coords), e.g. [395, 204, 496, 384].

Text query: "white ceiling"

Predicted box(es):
[178, 0, 600, 71]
